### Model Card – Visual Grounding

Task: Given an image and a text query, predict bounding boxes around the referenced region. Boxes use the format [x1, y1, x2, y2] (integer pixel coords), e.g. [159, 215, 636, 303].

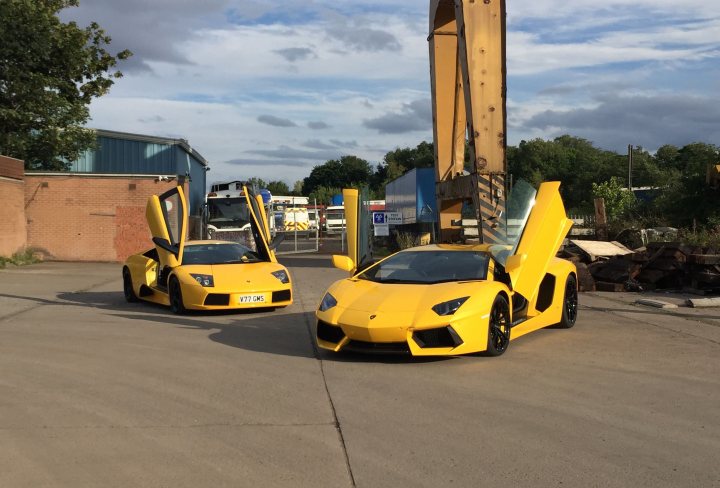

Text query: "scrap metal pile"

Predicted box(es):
[558, 240, 720, 294]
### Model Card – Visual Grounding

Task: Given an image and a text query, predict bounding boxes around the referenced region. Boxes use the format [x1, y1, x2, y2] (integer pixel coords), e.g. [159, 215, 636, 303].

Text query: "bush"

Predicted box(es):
[0, 248, 42, 268]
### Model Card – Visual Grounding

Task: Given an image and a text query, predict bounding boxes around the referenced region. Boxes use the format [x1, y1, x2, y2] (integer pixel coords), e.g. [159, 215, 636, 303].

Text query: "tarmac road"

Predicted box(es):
[0, 257, 718, 487]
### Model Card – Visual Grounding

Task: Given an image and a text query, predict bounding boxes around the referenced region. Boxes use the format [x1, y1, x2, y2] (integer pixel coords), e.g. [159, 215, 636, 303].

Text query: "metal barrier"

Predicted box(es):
[274, 227, 320, 255]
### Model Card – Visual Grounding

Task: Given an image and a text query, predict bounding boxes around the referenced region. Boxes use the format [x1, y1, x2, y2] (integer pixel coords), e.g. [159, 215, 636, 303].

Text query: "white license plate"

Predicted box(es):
[238, 294, 266, 304]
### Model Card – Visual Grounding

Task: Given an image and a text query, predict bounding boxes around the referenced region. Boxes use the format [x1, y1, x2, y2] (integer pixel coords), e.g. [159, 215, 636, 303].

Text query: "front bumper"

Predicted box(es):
[315, 311, 488, 356]
[184, 285, 292, 310]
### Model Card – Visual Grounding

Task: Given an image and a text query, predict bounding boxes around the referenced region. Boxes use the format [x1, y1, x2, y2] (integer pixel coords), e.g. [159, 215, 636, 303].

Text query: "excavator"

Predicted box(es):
[429, 0, 507, 244]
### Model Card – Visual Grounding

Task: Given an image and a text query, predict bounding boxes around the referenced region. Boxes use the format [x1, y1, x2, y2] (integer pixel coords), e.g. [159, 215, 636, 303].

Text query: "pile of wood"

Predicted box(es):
[559, 241, 720, 293]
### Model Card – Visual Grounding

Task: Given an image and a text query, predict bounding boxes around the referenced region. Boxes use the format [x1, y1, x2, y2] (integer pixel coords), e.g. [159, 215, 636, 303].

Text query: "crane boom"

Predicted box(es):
[429, 0, 507, 243]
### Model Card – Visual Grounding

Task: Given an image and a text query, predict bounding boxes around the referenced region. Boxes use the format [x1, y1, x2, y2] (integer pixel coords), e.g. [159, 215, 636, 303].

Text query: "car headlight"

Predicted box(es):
[271, 270, 290, 284]
[319, 292, 337, 312]
[432, 296, 469, 316]
[190, 273, 214, 287]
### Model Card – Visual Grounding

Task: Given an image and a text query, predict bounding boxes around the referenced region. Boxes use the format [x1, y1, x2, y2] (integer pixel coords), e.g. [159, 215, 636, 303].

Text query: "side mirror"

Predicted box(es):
[504, 253, 527, 273]
[152, 236, 179, 258]
[269, 232, 285, 250]
[332, 255, 354, 272]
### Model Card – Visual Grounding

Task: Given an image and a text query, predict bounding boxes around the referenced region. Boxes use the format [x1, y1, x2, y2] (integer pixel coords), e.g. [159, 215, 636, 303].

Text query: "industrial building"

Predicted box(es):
[2, 129, 209, 262]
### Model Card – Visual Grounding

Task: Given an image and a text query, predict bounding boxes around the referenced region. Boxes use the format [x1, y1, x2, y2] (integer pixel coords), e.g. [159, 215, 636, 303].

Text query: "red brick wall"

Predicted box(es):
[0, 156, 26, 257]
[24, 175, 182, 262]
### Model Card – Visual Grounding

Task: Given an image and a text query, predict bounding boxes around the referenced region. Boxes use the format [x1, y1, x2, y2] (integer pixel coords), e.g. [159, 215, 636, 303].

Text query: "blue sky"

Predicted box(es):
[61, 0, 720, 186]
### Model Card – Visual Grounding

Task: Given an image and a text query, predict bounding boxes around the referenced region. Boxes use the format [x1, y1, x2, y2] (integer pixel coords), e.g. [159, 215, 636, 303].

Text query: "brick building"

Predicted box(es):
[0, 156, 26, 256]
[2, 129, 209, 262]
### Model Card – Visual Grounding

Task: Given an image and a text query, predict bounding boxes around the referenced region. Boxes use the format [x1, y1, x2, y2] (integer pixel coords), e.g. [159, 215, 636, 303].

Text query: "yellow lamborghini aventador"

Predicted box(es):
[123, 185, 292, 314]
[316, 180, 577, 356]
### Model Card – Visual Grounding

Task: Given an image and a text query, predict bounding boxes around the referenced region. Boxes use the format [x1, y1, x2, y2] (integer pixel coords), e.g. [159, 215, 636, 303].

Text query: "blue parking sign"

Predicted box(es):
[373, 212, 385, 224]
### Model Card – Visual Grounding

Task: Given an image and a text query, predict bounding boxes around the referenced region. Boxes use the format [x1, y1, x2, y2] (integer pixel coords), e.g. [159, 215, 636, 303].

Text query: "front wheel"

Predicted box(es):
[169, 277, 186, 315]
[556, 274, 578, 329]
[485, 294, 511, 356]
[123, 267, 138, 303]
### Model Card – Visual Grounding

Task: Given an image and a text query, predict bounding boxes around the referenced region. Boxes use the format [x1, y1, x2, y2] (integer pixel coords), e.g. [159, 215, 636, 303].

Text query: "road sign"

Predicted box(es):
[374, 224, 389, 236]
[386, 212, 402, 225]
[373, 212, 386, 224]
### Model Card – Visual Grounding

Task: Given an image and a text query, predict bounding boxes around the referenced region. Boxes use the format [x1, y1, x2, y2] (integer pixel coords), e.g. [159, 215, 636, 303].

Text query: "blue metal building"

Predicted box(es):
[69, 129, 209, 213]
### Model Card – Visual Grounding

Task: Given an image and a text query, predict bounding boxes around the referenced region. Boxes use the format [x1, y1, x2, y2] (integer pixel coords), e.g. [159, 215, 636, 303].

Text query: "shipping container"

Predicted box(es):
[384, 168, 437, 225]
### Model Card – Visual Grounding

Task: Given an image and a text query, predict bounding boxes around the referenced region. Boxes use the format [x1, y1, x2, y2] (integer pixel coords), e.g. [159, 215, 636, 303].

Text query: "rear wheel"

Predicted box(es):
[485, 294, 511, 356]
[557, 274, 578, 329]
[169, 277, 186, 314]
[123, 267, 138, 303]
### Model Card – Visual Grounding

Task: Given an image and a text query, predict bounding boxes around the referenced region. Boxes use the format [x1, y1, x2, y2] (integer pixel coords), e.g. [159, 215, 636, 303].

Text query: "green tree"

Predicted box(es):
[247, 177, 267, 190]
[308, 185, 342, 206]
[266, 180, 290, 195]
[291, 180, 303, 196]
[508, 135, 625, 212]
[592, 177, 636, 221]
[0, 0, 131, 170]
[653, 142, 720, 227]
[373, 141, 435, 192]
[302, 155, 372, 196]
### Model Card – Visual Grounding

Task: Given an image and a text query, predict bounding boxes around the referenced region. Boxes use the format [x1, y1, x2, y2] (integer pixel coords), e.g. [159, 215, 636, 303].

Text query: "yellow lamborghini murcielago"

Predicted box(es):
[123, 185, 292, 314]
[316, 181, 577, 357]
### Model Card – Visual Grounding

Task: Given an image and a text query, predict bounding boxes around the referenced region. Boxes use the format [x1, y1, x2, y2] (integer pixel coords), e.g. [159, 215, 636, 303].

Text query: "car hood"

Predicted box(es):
[181, 261, 288, 289]
[329, 278, 489, 313]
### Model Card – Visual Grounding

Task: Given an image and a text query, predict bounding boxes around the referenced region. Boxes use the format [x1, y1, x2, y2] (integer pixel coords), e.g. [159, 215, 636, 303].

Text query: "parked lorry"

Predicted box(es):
[203, 181, 275, 240]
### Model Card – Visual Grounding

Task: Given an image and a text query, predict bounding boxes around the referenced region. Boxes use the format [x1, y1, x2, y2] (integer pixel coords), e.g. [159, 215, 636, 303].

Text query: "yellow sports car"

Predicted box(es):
[316, 181, 577, 356]
[123, 185, 292, 313]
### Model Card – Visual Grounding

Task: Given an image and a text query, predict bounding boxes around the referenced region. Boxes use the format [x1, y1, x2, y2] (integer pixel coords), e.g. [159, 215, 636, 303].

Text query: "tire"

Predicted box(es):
[123, 267, 138, 303]
[485, 294, 511, 357]
[169, 276, 186, 314]
[557, 274, 578, 329]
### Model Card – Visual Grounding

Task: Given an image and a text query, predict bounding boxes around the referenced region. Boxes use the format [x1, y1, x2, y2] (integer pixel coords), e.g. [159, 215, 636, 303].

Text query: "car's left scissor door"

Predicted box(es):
[146, 186, 188, 269]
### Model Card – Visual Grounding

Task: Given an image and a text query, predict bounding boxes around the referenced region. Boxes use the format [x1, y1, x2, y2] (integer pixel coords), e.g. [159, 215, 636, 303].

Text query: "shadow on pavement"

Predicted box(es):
[109, 310, 317, 359]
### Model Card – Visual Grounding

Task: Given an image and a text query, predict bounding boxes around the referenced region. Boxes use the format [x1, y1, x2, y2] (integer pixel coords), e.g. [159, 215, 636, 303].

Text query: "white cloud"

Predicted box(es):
[72, 0, 719, 185]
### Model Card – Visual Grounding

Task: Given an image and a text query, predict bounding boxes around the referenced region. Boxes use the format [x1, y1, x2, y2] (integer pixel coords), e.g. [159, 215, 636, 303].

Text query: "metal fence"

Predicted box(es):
[274, 227, 320, 255]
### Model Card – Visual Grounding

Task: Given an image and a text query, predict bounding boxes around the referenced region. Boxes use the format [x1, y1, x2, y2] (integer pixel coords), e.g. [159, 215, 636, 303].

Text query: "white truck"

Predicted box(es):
[203, 181, 274, 240]
[325, 205, 345, 234]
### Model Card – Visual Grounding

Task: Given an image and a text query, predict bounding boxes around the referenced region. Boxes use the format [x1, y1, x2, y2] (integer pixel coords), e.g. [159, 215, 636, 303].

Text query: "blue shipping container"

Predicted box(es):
[384, 168, 437, 224]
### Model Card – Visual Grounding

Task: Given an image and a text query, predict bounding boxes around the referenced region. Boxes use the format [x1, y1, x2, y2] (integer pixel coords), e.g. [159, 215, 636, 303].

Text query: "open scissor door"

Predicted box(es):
[146, 186, 188, 269]
[505, 181, 572, 300]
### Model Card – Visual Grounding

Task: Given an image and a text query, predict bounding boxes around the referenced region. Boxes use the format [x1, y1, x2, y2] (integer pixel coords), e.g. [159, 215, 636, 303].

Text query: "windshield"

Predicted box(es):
[326, 211, 344, 220]
[182, 242, 261, 265]
[207, 198, 251, 227]
[358, 250, 489, 284]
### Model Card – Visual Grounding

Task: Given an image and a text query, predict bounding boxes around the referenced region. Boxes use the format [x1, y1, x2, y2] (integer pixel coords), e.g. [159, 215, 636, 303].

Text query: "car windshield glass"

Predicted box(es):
[207, 198, 251, 227]
[358, 250, 489, 284]
[182, 243, 261, 265]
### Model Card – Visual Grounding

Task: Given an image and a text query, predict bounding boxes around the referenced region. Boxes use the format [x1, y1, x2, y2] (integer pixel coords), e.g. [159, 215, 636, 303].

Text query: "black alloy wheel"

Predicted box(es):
[485, 294, 511, 356]
[123, 268, 138, 303]
[557, 274, 578, 328]
[169, 277, 186, 315]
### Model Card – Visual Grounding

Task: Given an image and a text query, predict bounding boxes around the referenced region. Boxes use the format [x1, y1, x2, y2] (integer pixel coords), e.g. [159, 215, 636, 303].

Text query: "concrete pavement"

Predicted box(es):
[0, 258, 718, 487]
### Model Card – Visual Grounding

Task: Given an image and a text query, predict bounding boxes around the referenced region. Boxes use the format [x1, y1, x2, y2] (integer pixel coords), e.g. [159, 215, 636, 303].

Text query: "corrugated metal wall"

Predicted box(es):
[68, 134, 207, 213]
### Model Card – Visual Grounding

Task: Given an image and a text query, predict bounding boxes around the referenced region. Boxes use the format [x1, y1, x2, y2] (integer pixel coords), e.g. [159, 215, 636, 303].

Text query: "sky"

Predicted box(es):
[60, 0, 720, 188]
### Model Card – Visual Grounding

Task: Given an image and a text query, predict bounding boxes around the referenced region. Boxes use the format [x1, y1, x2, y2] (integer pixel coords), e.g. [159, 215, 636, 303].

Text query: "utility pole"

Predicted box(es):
[627, 144, 633, 191]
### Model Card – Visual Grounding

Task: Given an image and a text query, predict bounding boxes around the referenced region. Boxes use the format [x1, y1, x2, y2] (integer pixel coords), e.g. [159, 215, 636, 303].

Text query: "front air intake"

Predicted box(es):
[413, 326, 463, 348]
[204, 294, 230, 306]
[316, 320, 345, 344]
[272, 290, 292, 303]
